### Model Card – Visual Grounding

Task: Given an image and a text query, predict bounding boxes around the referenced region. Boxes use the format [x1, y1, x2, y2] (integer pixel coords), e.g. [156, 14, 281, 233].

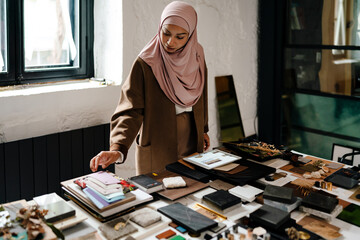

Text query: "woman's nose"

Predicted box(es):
[167, 37, 175, 46]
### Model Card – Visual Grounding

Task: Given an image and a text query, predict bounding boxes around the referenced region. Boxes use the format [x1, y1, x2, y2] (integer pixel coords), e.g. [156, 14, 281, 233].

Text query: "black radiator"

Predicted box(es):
[0, 123, 113, 203]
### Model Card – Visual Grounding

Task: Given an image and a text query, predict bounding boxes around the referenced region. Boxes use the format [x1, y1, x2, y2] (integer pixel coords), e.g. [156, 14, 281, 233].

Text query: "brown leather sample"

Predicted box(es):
[224, 164, 248, 175]
[298, 216, 341, 240]
[155, 229, 176, 239]
[208, 179, 235, 191]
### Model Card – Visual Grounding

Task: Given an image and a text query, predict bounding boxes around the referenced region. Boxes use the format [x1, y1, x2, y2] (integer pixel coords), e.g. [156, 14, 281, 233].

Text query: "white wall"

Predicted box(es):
[0, 0, 123, 144]
[0, 0, 258, 179]
[119, 0, 258, 178]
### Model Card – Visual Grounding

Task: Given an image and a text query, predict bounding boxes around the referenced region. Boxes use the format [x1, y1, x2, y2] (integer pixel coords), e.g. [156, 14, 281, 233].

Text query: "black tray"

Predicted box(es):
[222, 140, 285, 162]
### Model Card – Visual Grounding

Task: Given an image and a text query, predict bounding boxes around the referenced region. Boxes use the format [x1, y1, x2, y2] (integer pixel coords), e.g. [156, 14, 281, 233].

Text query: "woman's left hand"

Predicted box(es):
[204, 133, 210, 151]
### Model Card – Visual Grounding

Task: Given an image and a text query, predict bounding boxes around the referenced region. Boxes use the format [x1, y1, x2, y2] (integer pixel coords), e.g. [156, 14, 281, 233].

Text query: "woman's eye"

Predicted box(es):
[177, 36, 184, 40]
[163, 31, 171, 36]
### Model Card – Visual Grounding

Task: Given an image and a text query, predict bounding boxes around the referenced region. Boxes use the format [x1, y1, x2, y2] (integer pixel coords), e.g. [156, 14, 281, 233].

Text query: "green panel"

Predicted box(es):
[288, 93, 360, 138]
[286, 128, 360, 160]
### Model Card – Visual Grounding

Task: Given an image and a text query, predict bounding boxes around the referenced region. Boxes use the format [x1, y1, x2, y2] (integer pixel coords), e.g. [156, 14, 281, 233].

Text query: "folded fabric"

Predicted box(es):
[162, 176, 186, 188]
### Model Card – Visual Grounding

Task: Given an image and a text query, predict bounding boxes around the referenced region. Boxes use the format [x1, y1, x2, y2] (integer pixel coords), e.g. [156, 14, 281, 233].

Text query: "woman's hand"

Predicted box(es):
[90, 151, 121, 172]
[204, 133, 210, 151]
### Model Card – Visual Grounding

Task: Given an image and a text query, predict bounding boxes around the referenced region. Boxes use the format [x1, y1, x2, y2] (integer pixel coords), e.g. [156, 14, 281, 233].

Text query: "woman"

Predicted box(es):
[90, 1, 209, 174]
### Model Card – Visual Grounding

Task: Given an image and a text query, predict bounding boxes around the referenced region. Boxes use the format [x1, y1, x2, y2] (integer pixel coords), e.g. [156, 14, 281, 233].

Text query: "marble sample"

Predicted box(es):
[157, 202, 217, 233]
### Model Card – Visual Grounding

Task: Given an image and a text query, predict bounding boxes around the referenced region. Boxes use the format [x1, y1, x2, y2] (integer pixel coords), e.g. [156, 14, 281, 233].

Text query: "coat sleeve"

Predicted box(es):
[204, 61, 209, 133]
[110, 59, 145, 160]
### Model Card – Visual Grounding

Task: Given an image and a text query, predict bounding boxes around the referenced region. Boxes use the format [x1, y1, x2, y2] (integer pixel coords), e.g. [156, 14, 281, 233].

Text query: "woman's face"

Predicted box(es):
[160, 24, 189, 53]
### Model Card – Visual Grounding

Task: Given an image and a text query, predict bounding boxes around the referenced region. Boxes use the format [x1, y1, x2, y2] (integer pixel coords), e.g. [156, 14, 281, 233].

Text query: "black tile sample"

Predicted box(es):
[301, 191, 339, 213]
[250, 204, 290, 229]
[203, 190, 242, 210]
[157, 202, 217, 233]
[263, 185, 294, 204]
[328, 174, 359, 189]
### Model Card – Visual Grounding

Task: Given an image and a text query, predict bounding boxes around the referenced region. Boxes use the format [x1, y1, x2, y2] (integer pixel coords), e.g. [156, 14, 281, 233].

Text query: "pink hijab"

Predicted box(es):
[139, 1, 205, 107]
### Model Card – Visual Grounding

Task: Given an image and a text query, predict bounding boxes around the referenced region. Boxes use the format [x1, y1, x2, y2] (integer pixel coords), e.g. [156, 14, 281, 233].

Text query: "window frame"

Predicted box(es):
[0, 0, 94, 87]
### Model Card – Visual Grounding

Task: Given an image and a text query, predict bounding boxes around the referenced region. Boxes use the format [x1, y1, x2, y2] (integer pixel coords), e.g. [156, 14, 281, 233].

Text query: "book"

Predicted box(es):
[62, 181, 135, 212]
[83, 187, 110, 210]
[202, 190, 242, 214]
[63, 192, 135, 222]
[84, 178, 123, 195]
[263, 185, 294, 204]
[183, 149, 241, 170]
[61, 176, 153, 217]
[86, 185, 125, 203]
[128, 174, 163, 193]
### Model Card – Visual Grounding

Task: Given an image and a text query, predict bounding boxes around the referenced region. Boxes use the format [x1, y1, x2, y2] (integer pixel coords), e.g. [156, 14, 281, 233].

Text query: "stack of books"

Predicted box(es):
[61, 171, 153, 221]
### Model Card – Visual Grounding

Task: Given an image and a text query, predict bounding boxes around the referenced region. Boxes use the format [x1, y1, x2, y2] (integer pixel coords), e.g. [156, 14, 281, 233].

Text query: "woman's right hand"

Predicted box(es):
[90, 151, 121, 172]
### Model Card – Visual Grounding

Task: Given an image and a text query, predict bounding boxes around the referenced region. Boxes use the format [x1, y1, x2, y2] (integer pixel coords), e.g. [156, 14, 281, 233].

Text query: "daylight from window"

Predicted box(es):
[0, 0, 7, 73]
[24, 0, 79, 71]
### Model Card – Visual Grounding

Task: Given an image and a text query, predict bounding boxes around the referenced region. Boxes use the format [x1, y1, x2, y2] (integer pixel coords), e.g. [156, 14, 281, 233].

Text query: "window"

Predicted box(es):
[0, 0, 7, 73]
[282, 0, 360, 159]
[0, 0, 93, 86]
[258, 0, 360, 161]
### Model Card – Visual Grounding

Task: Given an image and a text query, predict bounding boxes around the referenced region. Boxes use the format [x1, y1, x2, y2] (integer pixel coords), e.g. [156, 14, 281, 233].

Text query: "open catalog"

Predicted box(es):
[183, 149, 241, 170]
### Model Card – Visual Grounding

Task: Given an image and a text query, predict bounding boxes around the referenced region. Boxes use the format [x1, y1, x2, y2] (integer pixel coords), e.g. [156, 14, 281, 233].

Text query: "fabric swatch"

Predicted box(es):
[163, 176, 187, 188]
[99, 217, 137, 240]
[129, 208, 161, 228]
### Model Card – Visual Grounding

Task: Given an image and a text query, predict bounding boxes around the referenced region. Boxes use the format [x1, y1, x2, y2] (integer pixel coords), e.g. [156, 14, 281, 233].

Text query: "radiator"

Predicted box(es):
[0, 124, 113, 203]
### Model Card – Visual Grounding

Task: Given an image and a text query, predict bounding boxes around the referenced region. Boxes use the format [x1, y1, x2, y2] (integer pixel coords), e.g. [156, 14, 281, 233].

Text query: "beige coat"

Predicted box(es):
[110, 57, 208, 174]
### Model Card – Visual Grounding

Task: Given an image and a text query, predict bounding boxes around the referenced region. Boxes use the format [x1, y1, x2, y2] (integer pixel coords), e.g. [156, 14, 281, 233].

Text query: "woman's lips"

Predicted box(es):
[165, 45, 175, 51]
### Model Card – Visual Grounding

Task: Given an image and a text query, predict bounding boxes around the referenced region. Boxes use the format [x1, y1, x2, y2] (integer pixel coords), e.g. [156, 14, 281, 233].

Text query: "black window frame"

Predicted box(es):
[0, 0, 94, 87]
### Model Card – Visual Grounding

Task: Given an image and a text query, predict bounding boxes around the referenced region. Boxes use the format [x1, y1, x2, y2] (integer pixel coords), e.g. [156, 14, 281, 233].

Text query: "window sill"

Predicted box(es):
[0, 79, 121, 143]
[0, 79, 119, 98]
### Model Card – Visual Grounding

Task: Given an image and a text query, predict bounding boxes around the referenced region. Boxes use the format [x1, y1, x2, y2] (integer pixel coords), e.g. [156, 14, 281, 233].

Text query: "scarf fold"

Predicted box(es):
[139, 1, 205, 107]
